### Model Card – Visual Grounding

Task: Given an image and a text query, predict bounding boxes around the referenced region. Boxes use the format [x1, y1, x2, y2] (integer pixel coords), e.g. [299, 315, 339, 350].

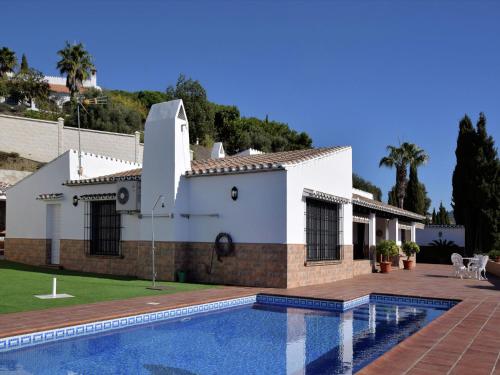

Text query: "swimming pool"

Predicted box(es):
[0, 294, 457, 374]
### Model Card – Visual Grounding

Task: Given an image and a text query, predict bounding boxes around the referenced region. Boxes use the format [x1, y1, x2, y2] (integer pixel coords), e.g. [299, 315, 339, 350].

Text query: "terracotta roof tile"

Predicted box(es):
[64, 147, 349, 185]
[49, 84, 88, 94]
[352, 193, 425, 221]
[0, 181, 10, 194]
[188, 147, 348, 176]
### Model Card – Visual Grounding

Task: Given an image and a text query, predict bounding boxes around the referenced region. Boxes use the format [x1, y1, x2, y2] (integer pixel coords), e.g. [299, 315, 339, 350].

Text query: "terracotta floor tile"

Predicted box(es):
[0, 264, 498, 374]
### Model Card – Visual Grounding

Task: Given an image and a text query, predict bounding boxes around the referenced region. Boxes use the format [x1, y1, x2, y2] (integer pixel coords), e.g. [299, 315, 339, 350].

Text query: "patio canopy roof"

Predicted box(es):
[352, 193, 425, 222]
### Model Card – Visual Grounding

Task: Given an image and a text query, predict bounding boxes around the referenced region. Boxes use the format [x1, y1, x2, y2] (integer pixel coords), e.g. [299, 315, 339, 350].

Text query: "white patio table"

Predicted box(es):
[463, 257, 481, 279]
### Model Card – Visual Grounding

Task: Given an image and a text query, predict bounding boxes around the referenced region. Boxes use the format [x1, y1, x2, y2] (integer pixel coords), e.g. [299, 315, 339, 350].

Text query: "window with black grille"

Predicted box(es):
[84, 200, 121, 256]
[305, 198, 343, 261]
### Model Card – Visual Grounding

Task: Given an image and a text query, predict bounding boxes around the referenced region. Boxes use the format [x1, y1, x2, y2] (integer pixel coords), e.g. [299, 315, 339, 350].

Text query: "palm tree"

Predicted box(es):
[379, 142, 428, 208]
[405, 142, 429, 170]
[0, 47, 17, 77]
[379, 144, 410, 208]
[56, 42, 94, 102]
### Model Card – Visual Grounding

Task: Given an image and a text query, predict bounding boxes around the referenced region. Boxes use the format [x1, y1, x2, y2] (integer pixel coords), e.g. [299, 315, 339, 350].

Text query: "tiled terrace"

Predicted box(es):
[0, 263, 498, 374]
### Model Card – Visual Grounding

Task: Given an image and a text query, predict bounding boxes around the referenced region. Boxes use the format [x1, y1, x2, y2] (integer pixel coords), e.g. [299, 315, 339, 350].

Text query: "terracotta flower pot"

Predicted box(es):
[403, 259, 415, 270]
[380, 261, 392, 273]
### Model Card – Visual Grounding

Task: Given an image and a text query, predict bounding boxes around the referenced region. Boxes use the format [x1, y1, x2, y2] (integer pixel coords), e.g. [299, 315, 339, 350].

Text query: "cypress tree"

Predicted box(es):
[474, 114, 499, 251]
[387, 185, 398, 206]
[432, 208, 437, 224]
[438, 202, 449, 225]
[452, 113, 500, 254]
[404, 165, 426, 215]
[20, 54, 28, 72]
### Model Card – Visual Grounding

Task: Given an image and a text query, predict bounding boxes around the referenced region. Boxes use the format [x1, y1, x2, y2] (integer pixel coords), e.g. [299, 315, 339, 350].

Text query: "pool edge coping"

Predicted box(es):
[0, 292, 459, 353]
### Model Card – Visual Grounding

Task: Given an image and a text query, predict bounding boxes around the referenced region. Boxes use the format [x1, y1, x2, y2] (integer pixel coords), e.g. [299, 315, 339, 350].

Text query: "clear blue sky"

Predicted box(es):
[3, 0, 499, 210]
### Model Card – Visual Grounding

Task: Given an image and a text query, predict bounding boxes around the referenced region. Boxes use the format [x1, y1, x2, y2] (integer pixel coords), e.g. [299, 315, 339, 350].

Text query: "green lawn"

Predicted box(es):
[0, 261, 215, 314]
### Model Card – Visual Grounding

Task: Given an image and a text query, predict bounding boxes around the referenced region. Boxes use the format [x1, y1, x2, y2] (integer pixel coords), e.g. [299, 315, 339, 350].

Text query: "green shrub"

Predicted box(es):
[488, 250, 500, 259]
[402, 241, 420, 260]
[24, 109, 61, 121]
[376, 240, 399, 262]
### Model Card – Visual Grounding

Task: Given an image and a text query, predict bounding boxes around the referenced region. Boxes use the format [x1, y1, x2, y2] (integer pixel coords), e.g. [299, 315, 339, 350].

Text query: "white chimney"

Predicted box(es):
[90, 69, 97, 87]
[211, 142, 225, 159]
[141, 100, 190, 216]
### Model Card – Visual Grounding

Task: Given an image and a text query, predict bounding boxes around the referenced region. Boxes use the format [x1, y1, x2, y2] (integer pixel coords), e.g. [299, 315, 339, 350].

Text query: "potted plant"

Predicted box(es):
[401, 241, 420, 270]
[376, 240, 399, 273]
[488, 250, 500, 263]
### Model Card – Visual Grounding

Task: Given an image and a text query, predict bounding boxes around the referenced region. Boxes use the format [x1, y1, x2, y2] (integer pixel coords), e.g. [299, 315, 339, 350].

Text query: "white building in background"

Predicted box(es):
[45, 69, 101, 107]
[5, 100, 424, 288]
[2, 70, 101, 109]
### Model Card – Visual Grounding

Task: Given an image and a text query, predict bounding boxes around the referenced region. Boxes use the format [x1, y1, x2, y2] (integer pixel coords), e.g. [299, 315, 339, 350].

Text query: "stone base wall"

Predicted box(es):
[177, 243, 288, 288]
[286, 245, 355, 288]
[5, 239, 369, 288]
[5, 238, 50, 265]
[353, 259, 372, 276]
[59, 240, 177, 281]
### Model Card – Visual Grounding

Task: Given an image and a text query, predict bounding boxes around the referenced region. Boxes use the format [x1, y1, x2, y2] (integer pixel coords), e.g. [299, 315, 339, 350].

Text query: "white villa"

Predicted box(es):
[45, 70, 101, 107]
[5, 100, 424, 288]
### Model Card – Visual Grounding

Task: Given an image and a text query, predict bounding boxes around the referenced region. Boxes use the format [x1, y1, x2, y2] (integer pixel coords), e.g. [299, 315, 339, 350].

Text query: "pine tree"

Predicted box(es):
[20, 54, 28, 72]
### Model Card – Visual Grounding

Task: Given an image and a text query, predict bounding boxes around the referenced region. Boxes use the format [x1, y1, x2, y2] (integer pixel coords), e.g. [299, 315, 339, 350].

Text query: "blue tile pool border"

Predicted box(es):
[256, 293, 458, 312]
[0, 293, 459, 353]
[0, 295, 257, 353]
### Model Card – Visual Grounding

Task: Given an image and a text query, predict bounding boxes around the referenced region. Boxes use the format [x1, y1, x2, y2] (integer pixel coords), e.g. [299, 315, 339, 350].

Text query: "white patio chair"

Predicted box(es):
[451, 253, 467, 279]
[468, 255, 489, 280]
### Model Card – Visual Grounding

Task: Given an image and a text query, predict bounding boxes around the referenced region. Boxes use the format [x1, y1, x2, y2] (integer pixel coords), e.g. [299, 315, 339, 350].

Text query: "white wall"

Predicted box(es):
[0, 169, 32, 186]
[64, 127, 143, 163]
[0, 115, 59, 162]
[286, 148, 353, 245]
[0, 114, 143, 163]
[6, 150, 141, 239]
[417, 226, 465, 247]
[178, 171, 287, 244]
[6, 153, 71, 238]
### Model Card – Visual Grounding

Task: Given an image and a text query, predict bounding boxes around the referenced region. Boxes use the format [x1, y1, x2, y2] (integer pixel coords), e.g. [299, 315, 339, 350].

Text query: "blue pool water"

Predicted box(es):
[0, 300, 449, 374]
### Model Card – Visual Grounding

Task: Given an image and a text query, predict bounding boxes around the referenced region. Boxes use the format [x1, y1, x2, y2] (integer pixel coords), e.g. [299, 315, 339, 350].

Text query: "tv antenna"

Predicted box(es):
[75, 95, 107, 178]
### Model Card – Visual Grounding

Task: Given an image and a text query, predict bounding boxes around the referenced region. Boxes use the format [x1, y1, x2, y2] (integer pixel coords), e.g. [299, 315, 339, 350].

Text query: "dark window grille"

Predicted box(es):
[305, 198, 343, 261]
[84, 200, 121, 256]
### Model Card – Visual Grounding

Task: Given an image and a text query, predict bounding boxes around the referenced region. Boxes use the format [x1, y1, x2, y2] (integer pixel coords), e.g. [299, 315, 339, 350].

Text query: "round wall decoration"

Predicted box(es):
[376, 229, 383, 237]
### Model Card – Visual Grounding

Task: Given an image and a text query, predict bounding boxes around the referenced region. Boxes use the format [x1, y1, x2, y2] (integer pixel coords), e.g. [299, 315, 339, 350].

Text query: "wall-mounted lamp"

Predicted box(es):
[231, 186, 238, 201]
[72, 195, 79, 207]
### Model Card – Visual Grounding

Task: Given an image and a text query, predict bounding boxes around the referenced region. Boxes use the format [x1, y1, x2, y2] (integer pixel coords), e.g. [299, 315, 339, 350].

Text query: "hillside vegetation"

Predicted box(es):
[65, 75, 313, 154]
[0, 151, 43, 172]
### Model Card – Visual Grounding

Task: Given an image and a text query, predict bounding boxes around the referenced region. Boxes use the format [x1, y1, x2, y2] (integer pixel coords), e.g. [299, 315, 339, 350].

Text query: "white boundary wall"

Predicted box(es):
[416, 225, 465, 247]
[0, 114, 143, 163]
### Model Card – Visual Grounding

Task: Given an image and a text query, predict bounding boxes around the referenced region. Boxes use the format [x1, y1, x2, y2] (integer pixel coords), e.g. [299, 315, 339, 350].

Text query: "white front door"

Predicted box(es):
[47, 204, 61, 264]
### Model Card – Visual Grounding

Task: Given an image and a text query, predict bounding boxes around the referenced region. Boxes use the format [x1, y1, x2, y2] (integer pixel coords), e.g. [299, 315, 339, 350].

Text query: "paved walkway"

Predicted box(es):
[0, 264, 498, 374]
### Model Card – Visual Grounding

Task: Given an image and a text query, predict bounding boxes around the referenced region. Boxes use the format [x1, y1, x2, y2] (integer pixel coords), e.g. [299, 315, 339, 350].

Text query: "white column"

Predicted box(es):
[134, 131, 140, 163]
[410, 222, 417, 242]
[369, 213, 376, 268]
[389, 218, 399, 245]
[57, 117, 64, 156]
